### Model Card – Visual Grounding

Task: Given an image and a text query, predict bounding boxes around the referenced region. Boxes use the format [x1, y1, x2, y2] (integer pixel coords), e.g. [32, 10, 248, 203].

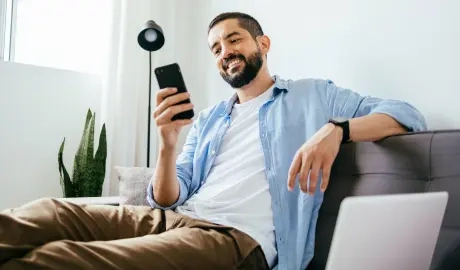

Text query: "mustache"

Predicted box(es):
[223, 54, 245, 70]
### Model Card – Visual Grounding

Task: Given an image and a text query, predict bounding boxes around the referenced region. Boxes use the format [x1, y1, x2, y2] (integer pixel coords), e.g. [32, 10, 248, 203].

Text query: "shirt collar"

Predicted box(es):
[220, 75, 289, 117]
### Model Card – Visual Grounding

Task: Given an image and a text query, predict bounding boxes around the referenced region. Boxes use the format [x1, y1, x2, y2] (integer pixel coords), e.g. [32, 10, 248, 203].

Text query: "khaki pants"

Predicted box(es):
[0, 198, 269, 270]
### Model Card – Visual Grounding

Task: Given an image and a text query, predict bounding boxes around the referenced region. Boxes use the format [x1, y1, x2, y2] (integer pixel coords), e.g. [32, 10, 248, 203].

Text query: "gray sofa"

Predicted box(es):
[107, 130, 459, 269]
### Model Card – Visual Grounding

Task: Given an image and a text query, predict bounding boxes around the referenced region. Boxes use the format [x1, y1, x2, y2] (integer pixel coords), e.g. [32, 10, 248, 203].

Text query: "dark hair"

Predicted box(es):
[208, 12, 264, 39]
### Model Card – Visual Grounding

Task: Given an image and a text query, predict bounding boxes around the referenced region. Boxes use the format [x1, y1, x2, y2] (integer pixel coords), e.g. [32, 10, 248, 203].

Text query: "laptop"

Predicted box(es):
[325, 192, 448, 270]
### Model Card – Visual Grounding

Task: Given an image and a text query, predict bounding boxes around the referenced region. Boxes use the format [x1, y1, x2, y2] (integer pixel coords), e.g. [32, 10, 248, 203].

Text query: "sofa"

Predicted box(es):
[104, 130, 459, 269]
[307, 130, 460, 270]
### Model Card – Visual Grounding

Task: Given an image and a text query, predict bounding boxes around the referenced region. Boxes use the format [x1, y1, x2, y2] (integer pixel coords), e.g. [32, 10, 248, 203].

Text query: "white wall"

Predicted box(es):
[208, 0, 460, 129]
[0, 61, 102, 209]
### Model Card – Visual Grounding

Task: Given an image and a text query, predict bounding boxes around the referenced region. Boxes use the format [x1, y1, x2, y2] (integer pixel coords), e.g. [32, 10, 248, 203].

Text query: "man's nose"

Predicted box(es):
[221, 45, 235, 60]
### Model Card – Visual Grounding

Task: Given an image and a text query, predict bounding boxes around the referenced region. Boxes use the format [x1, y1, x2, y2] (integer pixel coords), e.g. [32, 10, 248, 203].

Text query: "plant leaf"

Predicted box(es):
[58, 138, 75, 197]
[92, 123, 107, 196]
[65, 109, 106, 198]
[72, 109, 94, 197]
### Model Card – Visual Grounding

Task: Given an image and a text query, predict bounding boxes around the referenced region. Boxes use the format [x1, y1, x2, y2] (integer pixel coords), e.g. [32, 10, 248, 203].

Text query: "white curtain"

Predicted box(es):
[100, 0, 176, 196]
[99, 0, 212, 196]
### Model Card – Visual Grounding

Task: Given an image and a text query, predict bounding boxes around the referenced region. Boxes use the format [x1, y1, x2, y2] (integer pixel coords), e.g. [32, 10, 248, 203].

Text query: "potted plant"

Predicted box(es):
[58, 108, 107, 197]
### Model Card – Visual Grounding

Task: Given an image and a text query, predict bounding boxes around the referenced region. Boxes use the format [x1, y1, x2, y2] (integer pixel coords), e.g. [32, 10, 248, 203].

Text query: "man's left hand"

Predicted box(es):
[287, 123, 343, 194]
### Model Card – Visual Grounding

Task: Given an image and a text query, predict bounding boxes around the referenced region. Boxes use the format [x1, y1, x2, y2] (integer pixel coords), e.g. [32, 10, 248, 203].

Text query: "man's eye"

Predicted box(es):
[214, 49, 221, 55]
[231, 38, 240, 43]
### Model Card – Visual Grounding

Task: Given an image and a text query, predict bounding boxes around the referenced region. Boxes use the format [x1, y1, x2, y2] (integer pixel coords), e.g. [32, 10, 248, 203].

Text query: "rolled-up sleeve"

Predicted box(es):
[322, 80, 427, 132]
[146, 120, 198, 210]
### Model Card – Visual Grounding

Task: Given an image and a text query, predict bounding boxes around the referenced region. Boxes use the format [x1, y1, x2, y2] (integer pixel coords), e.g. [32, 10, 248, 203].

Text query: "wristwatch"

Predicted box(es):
[328, 118, 350, 143]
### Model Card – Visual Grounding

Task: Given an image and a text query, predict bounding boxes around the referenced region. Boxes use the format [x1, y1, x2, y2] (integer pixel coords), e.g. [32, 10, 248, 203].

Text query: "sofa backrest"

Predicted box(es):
[307, 130, 460, 270]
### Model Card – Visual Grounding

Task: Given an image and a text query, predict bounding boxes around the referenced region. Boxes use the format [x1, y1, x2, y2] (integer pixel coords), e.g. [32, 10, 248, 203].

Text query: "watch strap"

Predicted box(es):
[329, 119, 350, 143]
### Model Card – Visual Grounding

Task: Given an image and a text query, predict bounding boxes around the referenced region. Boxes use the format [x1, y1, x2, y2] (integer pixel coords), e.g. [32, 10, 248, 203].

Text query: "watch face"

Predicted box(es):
[331, 117, 348, 123]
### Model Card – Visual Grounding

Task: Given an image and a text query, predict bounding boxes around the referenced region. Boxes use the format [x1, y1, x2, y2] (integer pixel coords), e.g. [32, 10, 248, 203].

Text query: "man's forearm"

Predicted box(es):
[348, 113, 408, 142]
[151, 147, 180, 207]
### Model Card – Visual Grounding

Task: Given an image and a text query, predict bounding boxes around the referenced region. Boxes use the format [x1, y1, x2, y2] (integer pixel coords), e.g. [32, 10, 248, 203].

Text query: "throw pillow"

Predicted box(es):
[114, 166, 154, 206]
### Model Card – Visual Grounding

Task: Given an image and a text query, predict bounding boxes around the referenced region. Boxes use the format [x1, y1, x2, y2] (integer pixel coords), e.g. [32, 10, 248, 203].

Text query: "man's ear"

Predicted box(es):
[257, 35, 271, 55]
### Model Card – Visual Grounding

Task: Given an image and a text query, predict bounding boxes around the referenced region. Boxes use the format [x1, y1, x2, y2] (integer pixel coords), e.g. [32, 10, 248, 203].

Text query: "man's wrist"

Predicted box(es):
[327, 123, 343, 143]
[328, 118, 350, 143]
[159, 145, 176, 157]
[330, 124, 344, 144]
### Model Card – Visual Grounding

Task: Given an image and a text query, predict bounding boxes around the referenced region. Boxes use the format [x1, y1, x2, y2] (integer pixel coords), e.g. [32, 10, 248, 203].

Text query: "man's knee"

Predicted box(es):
[13, 197, 63, 216]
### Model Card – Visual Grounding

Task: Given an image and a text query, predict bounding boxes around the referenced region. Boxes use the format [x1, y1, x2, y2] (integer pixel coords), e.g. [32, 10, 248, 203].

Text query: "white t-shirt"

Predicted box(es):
[175, 85, 277, 268]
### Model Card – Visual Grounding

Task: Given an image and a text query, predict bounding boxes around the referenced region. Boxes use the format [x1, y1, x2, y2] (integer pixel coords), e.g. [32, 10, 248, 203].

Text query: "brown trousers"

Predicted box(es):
[0, 198, 270, 270]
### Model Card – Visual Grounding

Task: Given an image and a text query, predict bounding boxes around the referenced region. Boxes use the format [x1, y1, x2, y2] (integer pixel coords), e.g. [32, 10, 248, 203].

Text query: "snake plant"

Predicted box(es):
[58, 109, 107, 197]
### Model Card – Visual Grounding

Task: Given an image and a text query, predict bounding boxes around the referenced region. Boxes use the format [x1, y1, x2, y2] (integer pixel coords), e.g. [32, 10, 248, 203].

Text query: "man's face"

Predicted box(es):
[208, 19, 265, 88]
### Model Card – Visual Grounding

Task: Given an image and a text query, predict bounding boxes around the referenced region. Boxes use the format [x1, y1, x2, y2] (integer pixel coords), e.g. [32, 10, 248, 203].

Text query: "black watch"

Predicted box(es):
[328, 118, 350, 143]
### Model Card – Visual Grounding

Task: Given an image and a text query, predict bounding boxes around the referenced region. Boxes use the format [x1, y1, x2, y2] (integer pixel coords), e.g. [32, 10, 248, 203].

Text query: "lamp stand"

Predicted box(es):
[147, 51, 152, 167]
[137, 20, 165, 168]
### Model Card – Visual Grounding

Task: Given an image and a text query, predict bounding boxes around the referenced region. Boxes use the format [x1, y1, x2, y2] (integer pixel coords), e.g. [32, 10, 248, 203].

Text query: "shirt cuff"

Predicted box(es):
[370, 102, 427, 132]
[146, 180, 188, 210]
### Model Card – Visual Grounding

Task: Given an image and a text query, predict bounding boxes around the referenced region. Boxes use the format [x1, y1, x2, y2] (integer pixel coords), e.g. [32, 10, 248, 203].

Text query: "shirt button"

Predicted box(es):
[211, 150, 216, 155]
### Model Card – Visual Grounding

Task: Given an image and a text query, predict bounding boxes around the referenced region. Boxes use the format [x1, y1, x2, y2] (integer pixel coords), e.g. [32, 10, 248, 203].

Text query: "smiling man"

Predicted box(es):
[0, 12, 427, 270]
[148, 12, 426, 270]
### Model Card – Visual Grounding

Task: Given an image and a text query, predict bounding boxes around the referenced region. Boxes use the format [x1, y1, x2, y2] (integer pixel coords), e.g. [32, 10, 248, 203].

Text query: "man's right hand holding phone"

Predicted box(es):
[151, 87, 194, 208]
[154, 87, 194, 150]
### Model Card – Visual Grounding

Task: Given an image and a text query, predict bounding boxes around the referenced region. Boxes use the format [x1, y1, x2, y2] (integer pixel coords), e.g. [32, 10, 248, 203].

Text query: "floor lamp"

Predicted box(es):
[137, 20, 165, 167]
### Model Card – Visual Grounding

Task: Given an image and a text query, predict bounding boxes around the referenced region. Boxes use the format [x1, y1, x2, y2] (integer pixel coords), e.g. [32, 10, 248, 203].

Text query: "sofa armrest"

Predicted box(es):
[59, 196, 120, 206]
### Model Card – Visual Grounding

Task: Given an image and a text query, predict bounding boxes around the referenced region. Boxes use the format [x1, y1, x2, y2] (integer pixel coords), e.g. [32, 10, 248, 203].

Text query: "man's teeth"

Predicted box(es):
[228, 60, 241, 68]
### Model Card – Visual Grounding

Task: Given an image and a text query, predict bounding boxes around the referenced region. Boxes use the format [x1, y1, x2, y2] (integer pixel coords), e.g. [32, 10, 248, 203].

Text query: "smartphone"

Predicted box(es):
[154, 63, 194, 121]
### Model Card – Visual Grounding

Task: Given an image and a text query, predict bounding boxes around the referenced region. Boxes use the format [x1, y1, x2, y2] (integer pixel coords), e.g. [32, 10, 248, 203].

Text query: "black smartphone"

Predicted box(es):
[154, 63, 194, 121]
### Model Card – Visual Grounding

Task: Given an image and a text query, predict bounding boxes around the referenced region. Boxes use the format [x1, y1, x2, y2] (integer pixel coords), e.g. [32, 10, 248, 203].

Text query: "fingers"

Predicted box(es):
[154, 91, 191, 118]
[308, 159, 321, 195]
[287, 152, 302, 191]
[154, 88, 194, 126]
[155, 102, 194, 126]
[321, 164, 331, 192]
[299, 155, 312, 193]
[156, 87, 177, 106]
[288, 151, 332, 194]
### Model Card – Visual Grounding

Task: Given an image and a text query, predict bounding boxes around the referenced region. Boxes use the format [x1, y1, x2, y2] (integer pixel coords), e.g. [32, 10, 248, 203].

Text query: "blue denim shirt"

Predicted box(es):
[147, 75, 427, 270]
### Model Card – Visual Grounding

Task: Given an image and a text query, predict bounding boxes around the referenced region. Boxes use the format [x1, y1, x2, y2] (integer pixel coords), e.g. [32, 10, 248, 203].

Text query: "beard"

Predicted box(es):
[220, 48, 263, 88]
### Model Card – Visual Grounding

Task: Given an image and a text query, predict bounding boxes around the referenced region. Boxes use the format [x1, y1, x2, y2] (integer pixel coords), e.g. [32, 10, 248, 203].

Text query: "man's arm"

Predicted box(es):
[146, 86, 198, 210]
[146, 121, 197, 209]
[287, 80, 427, 194]
[324, 80, 427, 136]
[348, 113, 407, 142]
[326, 113, 409, 153]
[150, 147, 180, 207]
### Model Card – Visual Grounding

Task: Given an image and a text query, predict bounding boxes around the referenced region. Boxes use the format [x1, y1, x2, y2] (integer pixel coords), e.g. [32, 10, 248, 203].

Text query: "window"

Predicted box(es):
[0, 0, 112, 75]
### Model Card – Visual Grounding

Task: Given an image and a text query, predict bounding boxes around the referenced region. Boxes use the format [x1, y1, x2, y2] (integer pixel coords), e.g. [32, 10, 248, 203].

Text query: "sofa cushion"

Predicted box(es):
[114, 166, 154, 206]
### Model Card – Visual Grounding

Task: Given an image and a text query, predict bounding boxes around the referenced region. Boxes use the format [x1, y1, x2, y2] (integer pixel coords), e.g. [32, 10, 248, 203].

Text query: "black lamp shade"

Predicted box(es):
[137, 20, 165, 51]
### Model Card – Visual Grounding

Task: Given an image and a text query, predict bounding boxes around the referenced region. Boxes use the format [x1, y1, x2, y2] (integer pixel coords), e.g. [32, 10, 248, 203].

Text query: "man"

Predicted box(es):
[0, 12, 426, 270]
